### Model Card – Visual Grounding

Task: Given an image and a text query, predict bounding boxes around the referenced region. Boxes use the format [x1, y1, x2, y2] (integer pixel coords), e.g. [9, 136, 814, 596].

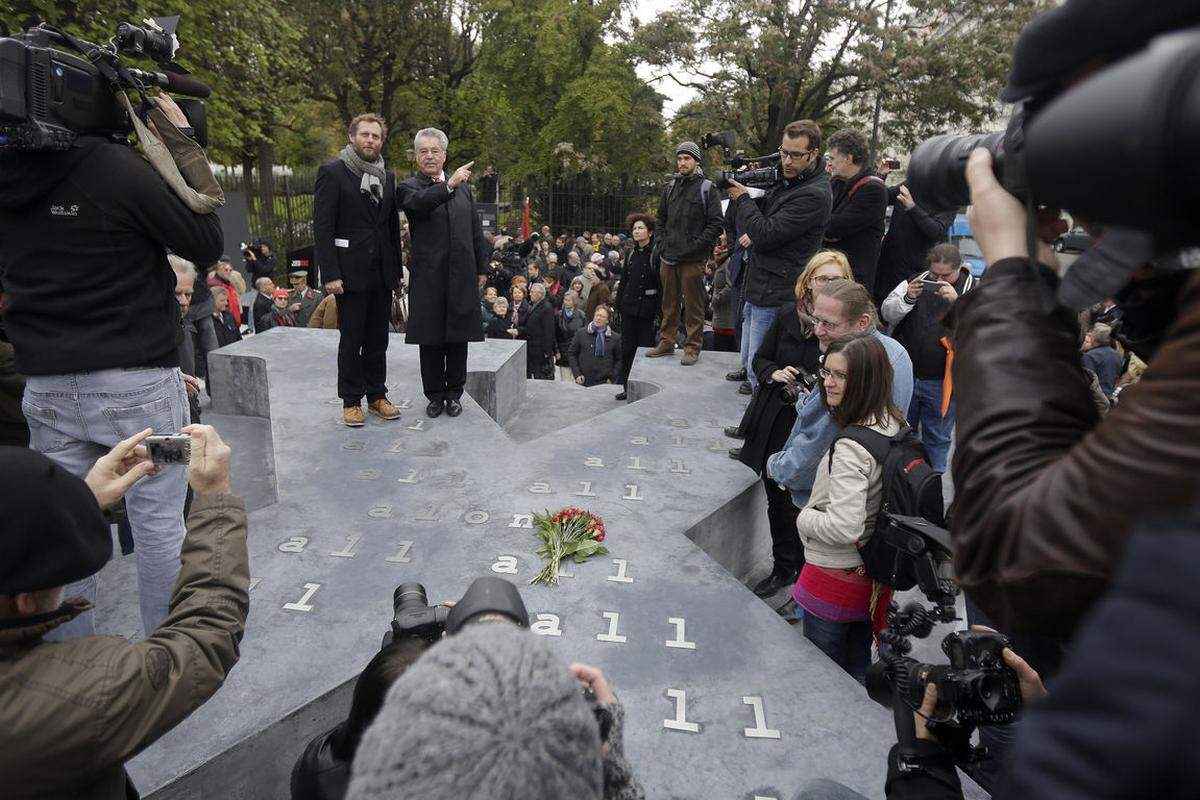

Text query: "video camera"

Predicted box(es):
[864, 516, 1022, 770]
[701, 129, 782, 190]
[381, 576, 530, 648]
[0, 16, 210, 151]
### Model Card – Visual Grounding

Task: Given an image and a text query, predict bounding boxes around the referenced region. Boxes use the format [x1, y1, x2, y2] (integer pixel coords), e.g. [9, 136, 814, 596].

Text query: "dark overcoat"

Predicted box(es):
[737, 305, 823, 472]
[396, 174, 490, 345]
[313, 161, 402, 291]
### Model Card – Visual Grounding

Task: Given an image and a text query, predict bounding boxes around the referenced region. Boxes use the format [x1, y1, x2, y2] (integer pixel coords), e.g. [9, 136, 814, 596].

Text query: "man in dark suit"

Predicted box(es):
[397, 127, 490, 419]
[823, 128, 888, 290]
[313, 113, 405, 427]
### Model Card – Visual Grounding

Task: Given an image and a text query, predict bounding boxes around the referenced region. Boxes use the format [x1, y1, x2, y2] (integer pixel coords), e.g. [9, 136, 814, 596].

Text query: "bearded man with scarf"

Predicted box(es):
[314, 113, 405, 427]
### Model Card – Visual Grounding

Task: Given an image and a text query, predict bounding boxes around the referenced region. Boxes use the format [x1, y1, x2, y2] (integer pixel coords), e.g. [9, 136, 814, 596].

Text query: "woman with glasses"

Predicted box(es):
[729, 251, 854, 598]
[793, 332, 906, 683]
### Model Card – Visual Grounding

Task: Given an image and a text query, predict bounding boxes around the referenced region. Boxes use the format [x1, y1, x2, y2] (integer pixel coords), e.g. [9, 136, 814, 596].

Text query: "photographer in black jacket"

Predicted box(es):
[0, 93, 223, 640]
[727, 119, 832, 392]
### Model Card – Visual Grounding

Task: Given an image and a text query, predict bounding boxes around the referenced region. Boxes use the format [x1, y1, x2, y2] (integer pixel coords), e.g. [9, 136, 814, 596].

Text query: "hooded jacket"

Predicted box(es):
[0, 139, 223, 375]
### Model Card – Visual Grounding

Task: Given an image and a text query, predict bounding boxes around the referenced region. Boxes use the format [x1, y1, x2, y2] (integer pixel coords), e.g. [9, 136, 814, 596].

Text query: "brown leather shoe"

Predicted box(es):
[342, 406, 366, 427]
[680, 350, 699, 366]
[645, 341, 675, 358]
[368, 398, 402, 420]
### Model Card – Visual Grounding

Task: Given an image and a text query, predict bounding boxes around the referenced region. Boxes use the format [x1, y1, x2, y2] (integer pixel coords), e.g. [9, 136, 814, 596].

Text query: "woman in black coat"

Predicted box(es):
[519, 283, 557, 380]
[734, 250, 852, 596]
[615, 213, 661, 400]
[569, 305, 623, 387]
[556, 290, 585, 365]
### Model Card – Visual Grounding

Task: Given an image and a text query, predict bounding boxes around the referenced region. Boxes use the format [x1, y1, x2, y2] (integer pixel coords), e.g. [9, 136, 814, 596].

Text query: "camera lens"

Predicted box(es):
[907, 131, 1005, 213]
[393, 583, 428, 614]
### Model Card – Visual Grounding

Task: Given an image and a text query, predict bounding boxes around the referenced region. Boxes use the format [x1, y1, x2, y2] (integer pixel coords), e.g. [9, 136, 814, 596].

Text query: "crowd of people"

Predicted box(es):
[1, 1, 1198, 798]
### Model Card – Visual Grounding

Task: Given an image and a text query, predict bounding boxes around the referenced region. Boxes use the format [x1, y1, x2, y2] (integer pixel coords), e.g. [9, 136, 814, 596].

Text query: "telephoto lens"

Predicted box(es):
[906, 131, 1005, 213]
[388, 583, 450, 643]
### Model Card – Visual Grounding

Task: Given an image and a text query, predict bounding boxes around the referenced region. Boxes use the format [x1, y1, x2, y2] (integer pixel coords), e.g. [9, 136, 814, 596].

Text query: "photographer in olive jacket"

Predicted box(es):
[0, 93, 223, 642]
[0, 424, 249, 800]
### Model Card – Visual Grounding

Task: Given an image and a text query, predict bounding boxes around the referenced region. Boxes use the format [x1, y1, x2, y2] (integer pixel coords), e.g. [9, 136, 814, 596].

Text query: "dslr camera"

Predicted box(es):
[0, 16, 209, 151]
[701, 129, 782, 190]
[381, 576, 530, 648]
[864, 516, 1022, 769]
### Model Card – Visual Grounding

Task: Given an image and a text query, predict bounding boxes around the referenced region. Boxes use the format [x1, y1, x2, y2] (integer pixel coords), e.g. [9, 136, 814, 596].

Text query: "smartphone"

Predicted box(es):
[145, 434, 191, 465]
[884, 158, 901, 170]
[920, 279, 942, 287]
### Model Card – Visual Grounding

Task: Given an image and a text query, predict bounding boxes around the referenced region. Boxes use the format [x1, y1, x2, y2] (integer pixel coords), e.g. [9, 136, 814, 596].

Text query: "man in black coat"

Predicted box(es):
[397, 127, 490, 419]
[823, 128, 888, 289]
[728, 119, 832, 392]
[314, 113, 405, 428]
[645, 141, 724, 366]
[871, 172, 954, 307]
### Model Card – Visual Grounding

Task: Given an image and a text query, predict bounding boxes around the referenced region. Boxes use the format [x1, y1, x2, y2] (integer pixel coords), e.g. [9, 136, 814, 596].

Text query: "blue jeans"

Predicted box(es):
[907, 378, 954, 473]
[740, 302, 779, 390]
[800, 611, 873, 685]
[22, 367, 190, 639]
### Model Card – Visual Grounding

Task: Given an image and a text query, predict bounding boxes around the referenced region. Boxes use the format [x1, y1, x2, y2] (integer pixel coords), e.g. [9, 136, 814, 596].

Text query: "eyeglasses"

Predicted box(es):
[819, 367, 848, 383]
[811, 315, 843, 330]
[780, 147, 814, 161]
[810, 274, 840, 285]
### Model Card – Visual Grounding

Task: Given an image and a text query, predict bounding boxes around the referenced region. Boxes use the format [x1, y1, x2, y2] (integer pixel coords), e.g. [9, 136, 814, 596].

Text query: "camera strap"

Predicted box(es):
[117, 92, 224, 214]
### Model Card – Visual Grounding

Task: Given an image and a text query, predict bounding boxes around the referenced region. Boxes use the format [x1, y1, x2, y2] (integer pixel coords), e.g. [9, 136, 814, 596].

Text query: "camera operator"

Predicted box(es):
[726, 120, 832, 392]
[946, 4, 1200, 643]
[0, 424, 250, 799]
[0, 92, 223, 640]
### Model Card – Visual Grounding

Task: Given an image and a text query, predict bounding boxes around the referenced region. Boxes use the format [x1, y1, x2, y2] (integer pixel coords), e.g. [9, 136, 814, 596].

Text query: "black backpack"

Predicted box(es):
[827, 425, 945, 589]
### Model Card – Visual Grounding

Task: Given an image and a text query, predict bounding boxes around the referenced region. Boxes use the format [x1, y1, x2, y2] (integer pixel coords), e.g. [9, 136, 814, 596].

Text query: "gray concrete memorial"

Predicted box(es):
[90, 328, 978, 799]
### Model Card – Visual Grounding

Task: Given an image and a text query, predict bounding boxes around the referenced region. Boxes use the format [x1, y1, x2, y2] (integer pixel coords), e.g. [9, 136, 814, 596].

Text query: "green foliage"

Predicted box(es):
[632, 0, 1052, 156]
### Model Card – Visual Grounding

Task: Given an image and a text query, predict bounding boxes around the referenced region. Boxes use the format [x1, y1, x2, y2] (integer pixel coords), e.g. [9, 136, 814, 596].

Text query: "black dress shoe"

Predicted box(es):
[723, 426, 745, 439]
[728, 447, 742, 459]
[445, 399, 463, 417]
[737, 381, 752, 395]
[725, 368, 747, 382]
[426, 400, 444, 418]
[753, 569, 798, 598]
[615, 391, 628, 401]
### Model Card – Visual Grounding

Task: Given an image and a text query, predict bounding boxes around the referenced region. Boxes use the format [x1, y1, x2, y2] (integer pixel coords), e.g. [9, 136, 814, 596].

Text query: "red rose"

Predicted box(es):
[596, 532, 605, 542]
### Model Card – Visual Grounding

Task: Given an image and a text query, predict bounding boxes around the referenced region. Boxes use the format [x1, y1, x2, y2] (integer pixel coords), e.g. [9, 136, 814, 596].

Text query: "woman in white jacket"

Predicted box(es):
[792, 333, 906, 683]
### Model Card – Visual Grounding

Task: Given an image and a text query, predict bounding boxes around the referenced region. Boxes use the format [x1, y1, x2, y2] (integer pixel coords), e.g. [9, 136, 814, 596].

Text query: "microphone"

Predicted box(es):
[129, 69, 212, 98]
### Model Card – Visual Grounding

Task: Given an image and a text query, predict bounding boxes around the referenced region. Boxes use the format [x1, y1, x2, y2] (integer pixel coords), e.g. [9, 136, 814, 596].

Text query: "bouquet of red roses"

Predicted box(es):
[529, 506, 608, 586]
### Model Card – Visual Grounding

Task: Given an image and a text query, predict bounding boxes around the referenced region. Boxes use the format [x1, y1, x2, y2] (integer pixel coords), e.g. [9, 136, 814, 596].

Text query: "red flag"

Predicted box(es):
[521, 196, 531, 240]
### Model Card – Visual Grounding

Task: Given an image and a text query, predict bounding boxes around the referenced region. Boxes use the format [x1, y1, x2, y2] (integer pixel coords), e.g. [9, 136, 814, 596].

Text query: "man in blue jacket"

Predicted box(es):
[762, 279, 912, 597]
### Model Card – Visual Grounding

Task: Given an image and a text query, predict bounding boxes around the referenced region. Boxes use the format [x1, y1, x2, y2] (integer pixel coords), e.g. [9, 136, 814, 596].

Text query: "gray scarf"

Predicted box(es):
[339, 144, 386, 204]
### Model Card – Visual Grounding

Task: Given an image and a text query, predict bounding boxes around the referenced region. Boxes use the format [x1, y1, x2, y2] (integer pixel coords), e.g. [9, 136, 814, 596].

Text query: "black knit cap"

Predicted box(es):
[0, 447, 111, 594]
[1002, 0, 1200, 102]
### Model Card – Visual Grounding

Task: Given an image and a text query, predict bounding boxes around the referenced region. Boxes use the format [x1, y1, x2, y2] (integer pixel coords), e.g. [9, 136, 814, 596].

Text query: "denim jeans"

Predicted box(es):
[740, 302, 779, 391]
[800, 611, 873, 685]
[22, 367, 190, 639]
[907, 377, 954, 473]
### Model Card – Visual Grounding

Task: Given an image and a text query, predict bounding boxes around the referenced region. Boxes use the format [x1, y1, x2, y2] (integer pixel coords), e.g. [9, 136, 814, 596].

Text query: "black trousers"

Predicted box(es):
[763, 473, 804, 573]
[335, 289, 391, 404]
[618, 313, 656, 386]
[419, 342, 468, 402]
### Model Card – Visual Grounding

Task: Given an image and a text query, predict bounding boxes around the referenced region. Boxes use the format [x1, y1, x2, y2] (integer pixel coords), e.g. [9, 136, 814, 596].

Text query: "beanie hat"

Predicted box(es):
[0, 447, 110, 594]
[346, 624, 603, 800]
[676, 140, 702, 162]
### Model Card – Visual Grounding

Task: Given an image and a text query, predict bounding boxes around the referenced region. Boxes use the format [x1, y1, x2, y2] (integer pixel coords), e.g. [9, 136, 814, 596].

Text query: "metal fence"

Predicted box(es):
[224, 167, 667, 255]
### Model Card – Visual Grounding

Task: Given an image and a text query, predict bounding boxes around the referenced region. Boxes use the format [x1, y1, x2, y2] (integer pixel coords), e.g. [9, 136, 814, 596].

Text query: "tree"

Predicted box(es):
[632, 0, 1051, 155]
